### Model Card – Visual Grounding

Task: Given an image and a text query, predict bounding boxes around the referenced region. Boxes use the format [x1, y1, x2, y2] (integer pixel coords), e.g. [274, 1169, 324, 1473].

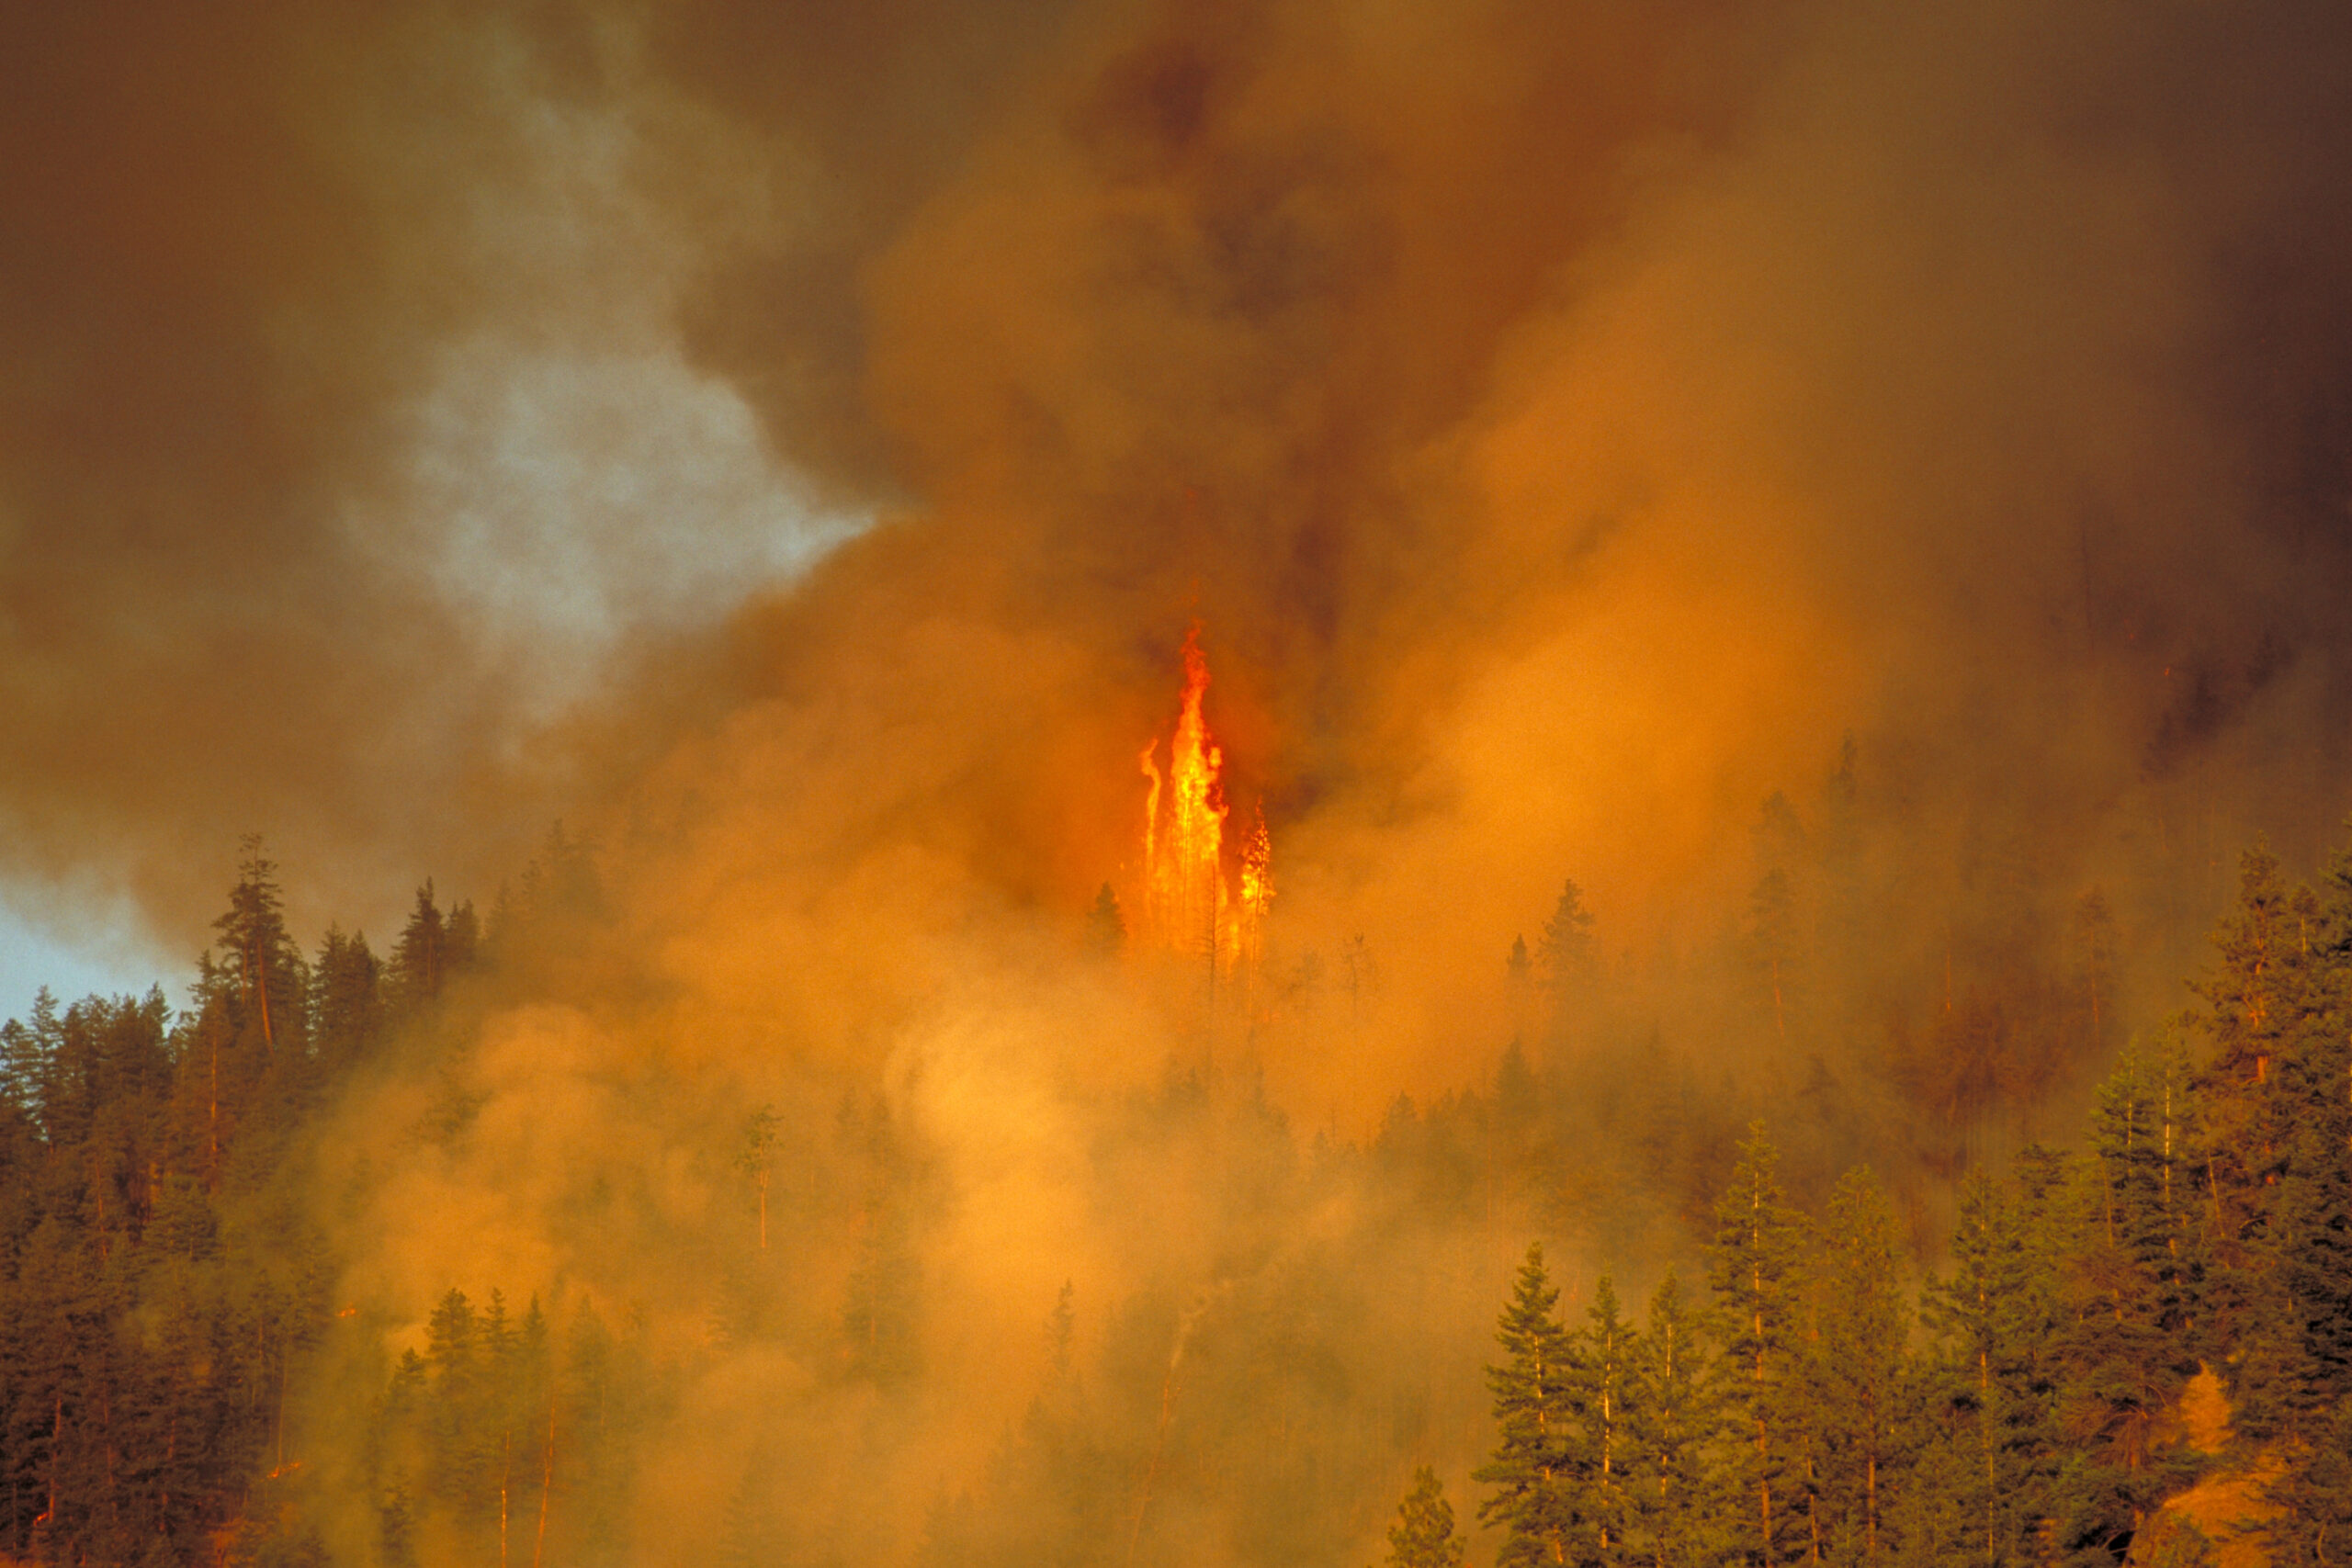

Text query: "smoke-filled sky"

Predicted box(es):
[7, 0, 2352, 1095]
[15, 6, 2352, 1564]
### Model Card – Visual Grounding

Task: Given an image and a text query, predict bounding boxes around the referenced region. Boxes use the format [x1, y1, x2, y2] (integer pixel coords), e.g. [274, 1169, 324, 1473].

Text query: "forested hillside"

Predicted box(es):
[0, 824, 2344, 1568]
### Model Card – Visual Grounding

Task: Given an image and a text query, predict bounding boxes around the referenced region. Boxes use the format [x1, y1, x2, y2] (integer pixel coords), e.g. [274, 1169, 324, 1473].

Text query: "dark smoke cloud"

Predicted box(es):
[0, 0, 2345, 1111]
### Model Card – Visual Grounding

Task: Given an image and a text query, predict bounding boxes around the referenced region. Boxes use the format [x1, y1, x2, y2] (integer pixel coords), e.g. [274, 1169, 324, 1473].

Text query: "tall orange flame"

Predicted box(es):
[1137, 625, 1270, 988]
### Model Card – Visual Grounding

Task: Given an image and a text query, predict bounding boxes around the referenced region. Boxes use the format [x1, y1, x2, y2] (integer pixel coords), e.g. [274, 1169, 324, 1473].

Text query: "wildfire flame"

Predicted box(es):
[1137, 625, 1270, 987]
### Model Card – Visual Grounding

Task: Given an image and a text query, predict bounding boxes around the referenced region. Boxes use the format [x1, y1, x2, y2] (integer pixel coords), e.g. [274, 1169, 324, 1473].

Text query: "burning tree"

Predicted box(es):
[1135, 625, 1272, 998]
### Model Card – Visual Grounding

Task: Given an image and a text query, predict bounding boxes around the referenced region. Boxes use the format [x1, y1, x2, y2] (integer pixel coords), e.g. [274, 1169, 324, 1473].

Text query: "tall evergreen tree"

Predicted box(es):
[2191, 842, 2320, 1260]
[388, 882, 450, 1018]
[0, 994, 53, 1123]
[1583, 1277, 1638, 1563]
[211, 837, 305, 1059]
[2270, 1052, 2352, 1430]
[309, 925, 383, 1066]
[1477, 1243, 1593, 1568]
[1538, 880, 1600, 1046]
[1916, 1159, 2069, 1566]
[1626, 1270, 1724, 1568]
[2261, 823, 2352, 1437]
[2050, 1049, 2209, 1550]
[1804, 1168, 1909, 1566]
[1708, 1126, 1807, 1567]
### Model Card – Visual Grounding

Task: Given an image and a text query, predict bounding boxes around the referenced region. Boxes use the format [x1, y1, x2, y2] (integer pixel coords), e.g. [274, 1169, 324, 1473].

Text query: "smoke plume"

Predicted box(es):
[8, 0, 2352, 1562]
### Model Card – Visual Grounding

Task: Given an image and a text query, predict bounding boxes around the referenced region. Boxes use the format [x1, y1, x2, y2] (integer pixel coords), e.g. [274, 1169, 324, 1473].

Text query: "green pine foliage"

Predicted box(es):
[1800, 1168, 1910, 1566]
[1582, 1277, 1638, 1562]
[1913, 1161, 2070, 1564]
[1706, 1127, 1808, 1568]
[1624, 1270, 1728, 1566]
[1379, 1466, 1466, 1568]
[1476, 1243, 1594, 1568]
[2053, 1043, 2208, 1503]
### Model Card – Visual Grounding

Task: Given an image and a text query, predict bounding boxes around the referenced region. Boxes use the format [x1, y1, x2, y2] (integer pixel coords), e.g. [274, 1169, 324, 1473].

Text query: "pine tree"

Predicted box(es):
[2050, 1049, 2209, 1550]
[2271, 1053, 2352, 1429]
[2263, 1394, 2352, 1568]
[212, 837, 306, 1058]
[1804, 1168, 1909, 1566]
[19, 989, 64, 1140]
[1540, 884, 1597, 989]
[0, 999, 51, 1122]
[1380, 1466, 1467, 1568]
[1476, 1243, 1592, 1568]
[446, 898, 480, 973]
[1583, 1277, 1637, 1563]
[424, 1288, 484, 1511]
[2260, 823, 2352, 1438]
[1708, 1126, 1807, 1567]
[1626, 1271, 1724, 1568]
[310, 925, 383, 1066]
[2191, 841, 2320, 1261]
[1539, 882, 1599, 1037]
[1916, 1160, 2069, 1565]
[388, 882, 450, 1018]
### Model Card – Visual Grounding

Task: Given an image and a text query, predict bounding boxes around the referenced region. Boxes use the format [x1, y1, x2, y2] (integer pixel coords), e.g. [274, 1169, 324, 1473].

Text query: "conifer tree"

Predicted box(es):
[1626, 1271, 1724, 1568]
[2046, 1049, 2210, 1551]
[1917, 1160, 2069, 1565]
[389, 882, 450, 1018]
[2263, 1395, 2352, 1568]
[2271, 1064, 2352, 1429]
[0, 996, 52, 1123]
[2191, 842, 2320, 1261]
[310, 925, 383, 1066]
[1708, 1126, 1807, 1567]
[1583, 1277, 1638, 1563]
[446, 898, 480, 973]
[1476, 1243, 1592, 1568]
[1537, 881, 1600, 1050]
[212, 837, 306, 1058]
[1804, 1168, 1909, 1566]
[18, 989, 62, 1140]
[424, 1288, 485, 1511]
[2261, 823, 2352, 1440]
[1380, 1466, 1467, 1568]
[1539, 883, 1598, 999]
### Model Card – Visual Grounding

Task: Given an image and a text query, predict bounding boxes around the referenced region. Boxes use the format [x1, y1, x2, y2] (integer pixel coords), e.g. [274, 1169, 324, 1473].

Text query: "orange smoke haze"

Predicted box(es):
[7, 2, 2352, 1559]
[4, 0, 2351, 1206]
[8, 0, 2352, 997]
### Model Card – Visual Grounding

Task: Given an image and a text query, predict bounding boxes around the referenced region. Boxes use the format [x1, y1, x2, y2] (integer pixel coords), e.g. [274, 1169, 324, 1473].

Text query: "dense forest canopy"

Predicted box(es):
[0, 818, 2348, 1566]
